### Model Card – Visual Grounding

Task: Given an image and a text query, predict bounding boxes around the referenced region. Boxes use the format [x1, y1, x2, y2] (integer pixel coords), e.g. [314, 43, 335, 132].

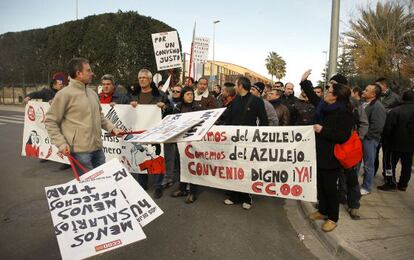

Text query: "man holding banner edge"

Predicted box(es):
[221, 76, 269, 209]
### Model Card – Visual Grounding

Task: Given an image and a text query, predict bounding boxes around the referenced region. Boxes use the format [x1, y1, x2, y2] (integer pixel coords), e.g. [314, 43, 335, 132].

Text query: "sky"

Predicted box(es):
[0, 0, 382, 92]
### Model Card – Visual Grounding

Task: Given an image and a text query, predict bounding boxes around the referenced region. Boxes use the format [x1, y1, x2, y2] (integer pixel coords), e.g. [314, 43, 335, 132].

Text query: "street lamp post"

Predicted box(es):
[327, 0, 340, 80]
[182, 52, 190, 83]
[212, 20, 220, 87]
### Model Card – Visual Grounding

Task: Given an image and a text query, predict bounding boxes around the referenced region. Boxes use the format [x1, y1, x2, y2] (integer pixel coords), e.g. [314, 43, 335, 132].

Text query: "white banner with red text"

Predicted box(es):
[178, 125, 317, 202]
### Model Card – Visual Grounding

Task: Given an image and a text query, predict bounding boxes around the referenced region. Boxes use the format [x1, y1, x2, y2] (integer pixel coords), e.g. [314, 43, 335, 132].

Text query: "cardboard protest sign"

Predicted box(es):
[178, 125, 317, 202]
[45, 176, 146, 260]
[81, 159, 163, 227]
[193, 37, 210, 64]
[22, 102, 164, 174]
[165, 108, 226, 143]
[151, 31, 181, 71]
[101, 104, 164, 174]
[126, 114, 204, 144]
[22, 101, 69, 164]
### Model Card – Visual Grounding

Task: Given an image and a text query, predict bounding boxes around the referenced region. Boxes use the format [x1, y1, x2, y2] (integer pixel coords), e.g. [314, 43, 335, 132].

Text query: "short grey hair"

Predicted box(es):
[101, 74, 115, 85]
[138, 69, 153, 80]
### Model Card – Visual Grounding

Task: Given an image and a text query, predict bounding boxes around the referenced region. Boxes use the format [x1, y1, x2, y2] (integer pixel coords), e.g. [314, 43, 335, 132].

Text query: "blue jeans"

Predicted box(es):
[361, 139, 379, 192]
[71, 150, 106, 176]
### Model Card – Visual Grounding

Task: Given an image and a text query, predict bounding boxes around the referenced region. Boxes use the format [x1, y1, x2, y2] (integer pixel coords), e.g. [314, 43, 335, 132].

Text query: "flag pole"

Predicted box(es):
[188, 22, 196, 78]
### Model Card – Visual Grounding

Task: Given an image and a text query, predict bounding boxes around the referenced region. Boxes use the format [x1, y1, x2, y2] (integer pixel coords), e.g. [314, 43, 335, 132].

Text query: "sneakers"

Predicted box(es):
[309, 211, 327, 220]
[322, 220, 337, 232]
[242, 202, 252, 210]
[360, 188, 371, 196]
[171, 190, 187, 197]
[153, 188, 163, 199]
[185, 194, 196, 204]
[348, 208, 360, 220]
[224, 199, 234, 205]
[377, 183, 397, 192]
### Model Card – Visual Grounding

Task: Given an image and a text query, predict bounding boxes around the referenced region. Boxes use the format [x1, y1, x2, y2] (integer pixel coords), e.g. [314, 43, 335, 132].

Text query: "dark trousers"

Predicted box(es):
[338, 167, 361, 209]
[317, 168, 341, 222]
[179, 182, 198, 194]
[375, 143, 393, 178]
[386, 151, 413, 188]
[228, 191, 252, 204]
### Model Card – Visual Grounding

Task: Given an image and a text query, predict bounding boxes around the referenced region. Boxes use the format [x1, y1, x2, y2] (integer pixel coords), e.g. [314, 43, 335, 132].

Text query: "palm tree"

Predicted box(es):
[343, 1, 414, 77]
[265, 51, 286, 82]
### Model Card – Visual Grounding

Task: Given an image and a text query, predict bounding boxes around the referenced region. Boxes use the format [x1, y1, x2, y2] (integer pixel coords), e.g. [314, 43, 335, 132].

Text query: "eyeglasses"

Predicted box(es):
[172, 90, 181, 93]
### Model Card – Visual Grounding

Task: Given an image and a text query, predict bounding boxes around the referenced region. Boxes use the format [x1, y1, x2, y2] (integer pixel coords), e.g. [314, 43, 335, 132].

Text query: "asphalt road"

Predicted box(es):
[0, 109, 319, 260]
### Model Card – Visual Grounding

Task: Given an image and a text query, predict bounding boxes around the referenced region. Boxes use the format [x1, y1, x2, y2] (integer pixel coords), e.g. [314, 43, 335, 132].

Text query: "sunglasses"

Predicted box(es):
[172, 90, 181, 93]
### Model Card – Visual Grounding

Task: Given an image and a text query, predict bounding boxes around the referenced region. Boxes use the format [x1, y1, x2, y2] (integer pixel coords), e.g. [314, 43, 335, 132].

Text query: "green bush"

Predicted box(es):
[0, 11, 181, 86]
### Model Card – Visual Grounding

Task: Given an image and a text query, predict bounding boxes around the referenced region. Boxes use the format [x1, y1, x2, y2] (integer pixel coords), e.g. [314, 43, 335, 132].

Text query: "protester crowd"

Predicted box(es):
[25, 58, 414, 232]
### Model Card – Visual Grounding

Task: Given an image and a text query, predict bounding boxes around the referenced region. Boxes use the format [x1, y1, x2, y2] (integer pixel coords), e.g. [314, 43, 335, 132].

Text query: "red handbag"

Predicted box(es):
[334, 131, 363, 169]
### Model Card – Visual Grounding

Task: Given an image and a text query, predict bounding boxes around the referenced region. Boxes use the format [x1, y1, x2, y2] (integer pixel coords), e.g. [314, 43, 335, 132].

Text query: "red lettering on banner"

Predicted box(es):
[294, 166, 310, 183]
[265, 183, 276, 195]
[187, 162, 244, 180]
[291, 185, 303, 197]
[185, 144, 194, 159]
[252, 182, 263, 193]
[95, 239, 122, 252]
[280, 184, 290, 196]
[184, 144, 225, 160]
[251, 182, 276, 195]
[203, 131, 227, 142]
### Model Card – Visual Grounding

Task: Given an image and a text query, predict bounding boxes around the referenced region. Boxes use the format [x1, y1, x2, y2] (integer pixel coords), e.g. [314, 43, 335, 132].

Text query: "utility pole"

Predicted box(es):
[327, 0, 340, 79]
[212, 20, 220, 87]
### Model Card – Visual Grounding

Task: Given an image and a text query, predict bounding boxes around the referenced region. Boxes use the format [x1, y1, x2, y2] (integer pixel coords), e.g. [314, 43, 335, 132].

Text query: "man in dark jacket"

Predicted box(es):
[267, 87, 290, 126]
[290, 90, 315, 125]
[374, 77, 402, 181]
[24, 79, 63, 103]
[99, 74, 127, 104]
[250, 82, 279, 126]
[194, 77, 217, 109]
[360, 84, 387, 195]
[378, 90, 414, 191]
[127, 68, 172, 199]
[223, 76, 268, 210]
[281, 82, 298, 124]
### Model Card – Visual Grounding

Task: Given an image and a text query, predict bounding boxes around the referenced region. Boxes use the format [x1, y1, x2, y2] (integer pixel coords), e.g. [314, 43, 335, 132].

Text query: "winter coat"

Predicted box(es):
[223, 92, 269, 126]
[45, 79, 115, 153]
[364, 99, 386, 141]
[194, 90, 218, 110]
[290, 98, 315, 125]
[350, 97, 369, 140]
[27, 87, 57, 102]
[381, 89, 401, 111]
[263, 99, 279, 126]
[269, 99, 290, 126]
[315, 103, 355, 169]
[281, 94, 298, 124]
[124, 84, 172, 116]
[382, 101, 414, 152]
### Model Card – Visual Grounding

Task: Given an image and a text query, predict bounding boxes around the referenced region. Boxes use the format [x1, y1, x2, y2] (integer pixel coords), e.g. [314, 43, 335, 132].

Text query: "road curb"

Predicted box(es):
[299, 201, 370, 260]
